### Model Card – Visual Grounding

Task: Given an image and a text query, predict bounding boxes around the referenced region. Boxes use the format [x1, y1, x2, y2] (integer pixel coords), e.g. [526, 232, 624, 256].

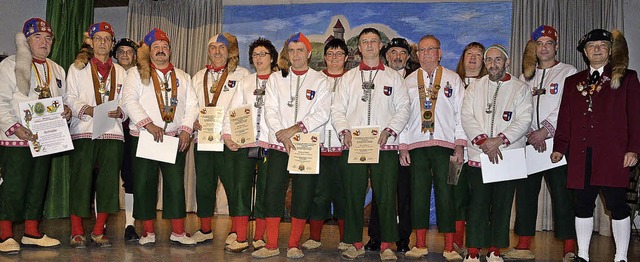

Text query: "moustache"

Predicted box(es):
[155, 52, 167, 56]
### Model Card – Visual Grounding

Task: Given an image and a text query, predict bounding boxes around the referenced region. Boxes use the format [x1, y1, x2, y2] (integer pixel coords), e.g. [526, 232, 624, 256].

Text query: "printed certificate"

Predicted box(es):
[19, 96, 74, 157]
[348, 126, 380, 164]
[228, 104, 255, 147]
[197, 106, 225, 152]
[287, 132, 320, 174]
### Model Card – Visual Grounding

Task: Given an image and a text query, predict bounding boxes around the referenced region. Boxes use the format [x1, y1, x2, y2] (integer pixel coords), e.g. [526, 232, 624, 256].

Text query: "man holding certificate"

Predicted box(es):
[221, 37, 278, 253]
[331, 27, 410, 261]
[65, 22, 127, 248]
[121, 28, 198, 246]
[460, 44, 532, 262]
[504, 25, 577, 261]
[190, 33, 250, 245]
[253, 32, 330, 259]
[399, 35, 466, 261]
[0, 18, 71, 254]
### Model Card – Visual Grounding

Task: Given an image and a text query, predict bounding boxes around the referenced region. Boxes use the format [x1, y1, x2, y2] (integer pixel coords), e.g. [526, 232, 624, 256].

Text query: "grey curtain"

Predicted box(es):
[125, 0, 226, 213]
[510, 0, 624, 75]
[126, 0, 223, 75]
[510, 0, 624, 236]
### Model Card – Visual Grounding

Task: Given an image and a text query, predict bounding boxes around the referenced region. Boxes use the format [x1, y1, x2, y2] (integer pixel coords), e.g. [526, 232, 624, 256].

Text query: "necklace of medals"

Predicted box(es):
[91, 64, 116, 105]
[486, 80, 502, 137]
[288, 71, 308, 108]
[360, 69, 379, 102]
[97, 67, 113, 100]
[152, 69, 178, 131]
[254, 76, 266, 108]
[208, 69, 226, 93]
[32, 62, 52, 99]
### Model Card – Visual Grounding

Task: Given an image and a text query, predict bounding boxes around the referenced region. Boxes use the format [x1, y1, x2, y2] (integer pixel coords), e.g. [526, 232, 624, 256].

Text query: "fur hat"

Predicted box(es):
[223, 32, 239, 73]
[523, 25, 558, 80]
[88, 22, 114, 38]
[137, 41, 151, 85]
[73, 32, 94, 70]
[610, 30, 628, 89]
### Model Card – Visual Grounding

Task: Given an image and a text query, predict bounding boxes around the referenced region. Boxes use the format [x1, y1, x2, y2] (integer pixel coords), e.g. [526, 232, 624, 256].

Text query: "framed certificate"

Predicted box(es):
[19, 96, 74, 157]
[348, 126, 380, 164]
[197, 106, 225, 151]
[287, 132, 320, 174]
[228, 104, 255, 147]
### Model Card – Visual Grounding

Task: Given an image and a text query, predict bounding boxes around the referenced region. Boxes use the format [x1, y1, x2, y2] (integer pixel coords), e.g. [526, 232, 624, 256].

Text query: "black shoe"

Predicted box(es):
[124, 225, 139, 241]
[364, 238, 381, 251]
[573, 257, 588, 262]
[395, 239, 410, 253]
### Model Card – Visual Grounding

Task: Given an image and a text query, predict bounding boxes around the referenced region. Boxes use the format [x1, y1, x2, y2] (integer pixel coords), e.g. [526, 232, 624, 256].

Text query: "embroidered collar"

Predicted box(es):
[359, 60, 385, 71]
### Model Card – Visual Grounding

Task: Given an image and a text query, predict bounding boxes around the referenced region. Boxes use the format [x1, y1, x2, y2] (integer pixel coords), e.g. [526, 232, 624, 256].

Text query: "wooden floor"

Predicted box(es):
[1, 211, 639, 261]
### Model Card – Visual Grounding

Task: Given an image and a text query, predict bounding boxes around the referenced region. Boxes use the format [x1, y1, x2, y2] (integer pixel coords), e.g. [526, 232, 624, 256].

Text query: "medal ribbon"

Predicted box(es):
[151, 69, 178, 123]
[417, 66, 443, 133]
[32, 62, 52, 99]
[90, 65, 116, 106]
[203, 69, 228, 107]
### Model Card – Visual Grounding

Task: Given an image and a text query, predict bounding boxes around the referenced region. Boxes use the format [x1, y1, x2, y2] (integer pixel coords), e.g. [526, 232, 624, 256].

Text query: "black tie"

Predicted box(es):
[590, 71, 600, 85]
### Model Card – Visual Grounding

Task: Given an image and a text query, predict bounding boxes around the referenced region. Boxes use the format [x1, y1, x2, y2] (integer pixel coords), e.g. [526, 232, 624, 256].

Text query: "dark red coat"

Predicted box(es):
[554, 64, 640, 189]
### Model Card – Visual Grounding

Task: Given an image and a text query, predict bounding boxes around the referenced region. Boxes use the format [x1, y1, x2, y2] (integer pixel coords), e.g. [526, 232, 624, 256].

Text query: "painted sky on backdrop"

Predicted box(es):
[223, 1, 512, 72]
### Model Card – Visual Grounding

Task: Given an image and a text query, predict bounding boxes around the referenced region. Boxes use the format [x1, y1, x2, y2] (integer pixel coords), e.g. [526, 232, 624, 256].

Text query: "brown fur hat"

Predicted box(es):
[224, 32, 239, 73]
[137, 41, 151, 85]
[278, 37, 292, 78]
[521, 40, 537, 81]
[610, 29, 628, 89]
[73, 32, 94, 70]
[15, 32, 32, 96]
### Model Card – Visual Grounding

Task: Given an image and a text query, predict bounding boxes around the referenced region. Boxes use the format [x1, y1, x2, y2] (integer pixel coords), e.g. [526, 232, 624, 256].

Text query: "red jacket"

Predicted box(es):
[554, 64, 640, 189]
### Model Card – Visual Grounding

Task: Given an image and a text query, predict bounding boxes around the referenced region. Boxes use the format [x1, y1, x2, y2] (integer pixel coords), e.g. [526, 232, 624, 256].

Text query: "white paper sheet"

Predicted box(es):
[526, 138, 567, 175]
[135, 132, 179, 164]
[92, 100, 119, 139]
[480, 148, 527, 183]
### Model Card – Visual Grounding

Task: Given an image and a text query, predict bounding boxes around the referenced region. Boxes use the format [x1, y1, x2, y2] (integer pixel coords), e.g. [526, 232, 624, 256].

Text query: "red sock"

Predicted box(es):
[71, 215, 84, 236]
[353, 242, 363, 250]
[24, 220, 40, 237]
[0, 220, 13, 240]
[444, 233, 455, 252]
[380, 242, 392, 251]
[265, 217, 280, 249]
[563, 239, 576, 255]
[254, 218, 266, 240]
[143, 220, 154, 235]
[236, 216, 249, 242]
[230, 216, 237, 233]
[288, 218, 306, 248]
[309, 219, 323, 241]
[92, 213, 108, 236]
[468, 247, 479, 258]
[454, 220, 465, 247]
[337, 219, 345, 242]
[515, 235, 532, 249]
[199, 217, 212, 233]
[416, 228, 427, 248]
[489, 246, 500, 256]
[171, 218, 185, 235]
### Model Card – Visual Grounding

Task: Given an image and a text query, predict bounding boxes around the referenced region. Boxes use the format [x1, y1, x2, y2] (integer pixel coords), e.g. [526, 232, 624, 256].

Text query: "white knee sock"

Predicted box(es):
[575, 216, 593, 260]
[612, 217, 630, 262]
[125, 193, 135, 227]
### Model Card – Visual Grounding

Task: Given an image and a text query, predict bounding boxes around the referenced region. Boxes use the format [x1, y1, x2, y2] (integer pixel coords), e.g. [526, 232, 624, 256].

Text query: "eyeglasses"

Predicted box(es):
[418, 47, 440, 53]
[252, 52, 270, 58]
[325, 52, 345, 58]
[116, 50, 134, 56]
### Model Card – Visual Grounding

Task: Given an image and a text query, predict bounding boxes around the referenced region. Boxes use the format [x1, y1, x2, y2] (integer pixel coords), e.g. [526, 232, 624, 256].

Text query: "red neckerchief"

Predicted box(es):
[91, 57, 113, 78]
[291, 68, 308, 76]
[500, 73, 511, 82]
[32, 58, 46, 64]
[359, 60, 385, 71]
[257, 74, 270, 80]
[323, 69, 345, 78]
[151, 63, 174, 75]
[205, 64, 225, 73]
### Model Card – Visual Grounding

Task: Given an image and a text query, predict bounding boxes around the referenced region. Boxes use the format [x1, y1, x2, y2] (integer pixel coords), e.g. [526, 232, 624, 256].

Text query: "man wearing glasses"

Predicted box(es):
[66, 22, 127, 248]
[190, 32, 250, 245]
[460, 44, 532, 262]
[399, 35, 466, 261]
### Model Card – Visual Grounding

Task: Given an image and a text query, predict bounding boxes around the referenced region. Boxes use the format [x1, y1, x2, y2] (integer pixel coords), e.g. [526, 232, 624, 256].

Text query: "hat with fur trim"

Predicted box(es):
[576, 29, 628, 89]
[88, 22, 114, 38]
[23, 18, 53, 38]
[209, 33, 229, 47]
[144, 28, 170, 47]
[208, 32, 239, 73]
[531, 25, 557, 41]
[278, 33, 311, 78]
[523, 25, 558, 80]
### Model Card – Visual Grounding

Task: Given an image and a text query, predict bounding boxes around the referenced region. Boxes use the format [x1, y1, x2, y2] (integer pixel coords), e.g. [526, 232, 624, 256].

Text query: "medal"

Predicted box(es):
[164, 82, 171, 92]
[287, 98, 294, 107]
[170, 97, 178, 106]
[34, 86, 42, 92]
[210, 80, 218, 93]
[362, 81, 375, 90]
[485, 103, 493, 114]
[98, 83, 106, 94]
